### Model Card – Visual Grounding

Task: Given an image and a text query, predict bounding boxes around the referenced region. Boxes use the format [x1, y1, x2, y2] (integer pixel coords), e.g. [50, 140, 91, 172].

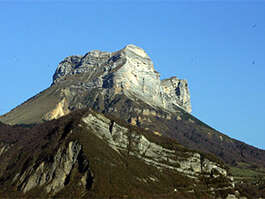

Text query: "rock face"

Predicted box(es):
[0, 142, 12, 156]
[43, 98, 70, 121]
[82, 112, 228, 179]
[52, 44, 191, 113]
[16, 141, 82, 194]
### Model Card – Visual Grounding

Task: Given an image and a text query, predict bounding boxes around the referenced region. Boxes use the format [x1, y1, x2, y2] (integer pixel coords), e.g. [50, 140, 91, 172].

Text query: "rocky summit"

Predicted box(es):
[0, 44, 191, 125]
[53, 44, 191, 113]
[0, 45, 265, 198]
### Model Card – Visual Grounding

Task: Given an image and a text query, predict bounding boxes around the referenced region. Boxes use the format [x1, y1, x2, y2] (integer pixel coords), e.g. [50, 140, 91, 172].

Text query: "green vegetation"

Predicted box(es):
[230, 166, 264, 178]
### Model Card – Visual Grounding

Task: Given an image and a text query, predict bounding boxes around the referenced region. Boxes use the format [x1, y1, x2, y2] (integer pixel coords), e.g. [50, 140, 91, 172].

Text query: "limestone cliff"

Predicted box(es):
[82, 112, 229, 179]
[15, 141, 82, 195]
[52, 44, 191, 113]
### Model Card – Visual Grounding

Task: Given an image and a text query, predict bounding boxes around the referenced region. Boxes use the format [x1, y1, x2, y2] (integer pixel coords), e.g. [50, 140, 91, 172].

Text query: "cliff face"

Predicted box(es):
[52, 44, 192, 113]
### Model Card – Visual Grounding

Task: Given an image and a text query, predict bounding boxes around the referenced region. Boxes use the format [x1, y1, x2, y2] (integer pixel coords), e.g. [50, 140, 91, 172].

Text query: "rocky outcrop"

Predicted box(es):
[15, 141, 83, 195]
[52, 44, 191, 113]
[161, 77, 191, 113]
[43, 98, 70, 121]
[0, 142, 12, 156]
[82, 112, 231, 182]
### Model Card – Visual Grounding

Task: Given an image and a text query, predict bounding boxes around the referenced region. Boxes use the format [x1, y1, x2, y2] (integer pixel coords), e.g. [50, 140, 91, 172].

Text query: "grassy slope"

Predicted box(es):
[0, 86, 60, 125]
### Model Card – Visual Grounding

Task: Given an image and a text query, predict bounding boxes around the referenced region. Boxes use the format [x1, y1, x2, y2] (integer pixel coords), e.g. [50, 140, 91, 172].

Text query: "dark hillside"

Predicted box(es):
[0, 109, 242, 199]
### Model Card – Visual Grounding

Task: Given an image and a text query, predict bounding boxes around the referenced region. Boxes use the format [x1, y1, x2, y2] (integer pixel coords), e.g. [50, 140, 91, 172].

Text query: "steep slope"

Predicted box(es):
[1, 44, 265, 179]
[0, 86, 61, 125]
[0, 110, 244, 199]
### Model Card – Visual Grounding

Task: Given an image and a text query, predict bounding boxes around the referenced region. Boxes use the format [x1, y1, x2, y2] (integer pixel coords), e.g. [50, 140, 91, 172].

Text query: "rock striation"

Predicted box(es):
[15, 141, 83, 195]
[82, 112, 229, 179]
[52, 44, 192, 113]
[0, 142, 12, 156]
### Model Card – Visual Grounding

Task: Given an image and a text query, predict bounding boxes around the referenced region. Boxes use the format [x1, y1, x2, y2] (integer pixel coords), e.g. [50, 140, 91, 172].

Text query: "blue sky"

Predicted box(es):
[0, 1, 264, 149]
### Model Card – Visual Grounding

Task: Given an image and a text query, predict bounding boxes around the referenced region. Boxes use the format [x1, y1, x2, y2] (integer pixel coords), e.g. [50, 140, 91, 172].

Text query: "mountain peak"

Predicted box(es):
[123, 44, 149, 58]
[51, 45, 191, 113]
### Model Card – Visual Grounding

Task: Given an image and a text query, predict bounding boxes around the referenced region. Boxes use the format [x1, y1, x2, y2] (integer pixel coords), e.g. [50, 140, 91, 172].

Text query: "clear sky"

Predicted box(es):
[0, 1, 264, 149]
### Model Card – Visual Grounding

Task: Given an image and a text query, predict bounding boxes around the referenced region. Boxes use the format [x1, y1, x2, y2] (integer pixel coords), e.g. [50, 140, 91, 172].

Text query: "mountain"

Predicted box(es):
[0, 44, 264, 198]
[0, 44, 191, 125]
